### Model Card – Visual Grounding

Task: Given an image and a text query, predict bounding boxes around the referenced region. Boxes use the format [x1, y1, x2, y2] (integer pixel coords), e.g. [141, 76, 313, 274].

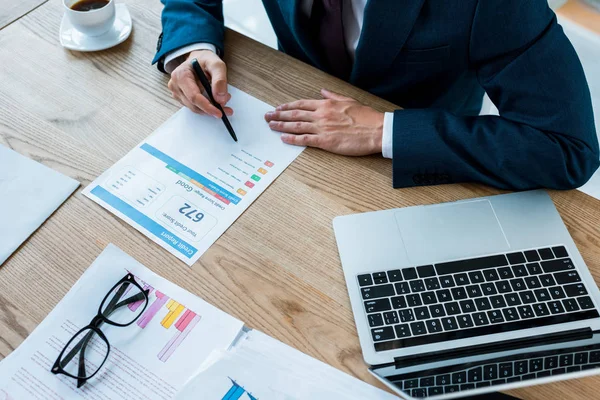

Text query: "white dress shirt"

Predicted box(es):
[164, 0, 394, 158]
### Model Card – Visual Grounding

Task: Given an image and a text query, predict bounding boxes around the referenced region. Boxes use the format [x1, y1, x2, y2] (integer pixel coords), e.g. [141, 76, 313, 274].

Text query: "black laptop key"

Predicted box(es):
[469, 271, 485, 283]
[436, 374, 451, 385]
[387, 269, 403, 282]
[533, 303, 550, 317]
[428, 387, 443, 396]
[519, 290, 536, 304]
[484, 364, 498, 380]
[441, 316, 459, 330]
[475, 297, 492, 311]
[484, 269, 500, 281]
[542, 258, 575, 273]
[510, 278, 526, 291]
[468, 367, 483, 382]
[515, 361, 528, 375]
[565, 283, 587, 297]
[504, 293, 521, 307]
[525, 276, 541, 289]
[507, 377, 520, 383]
[420, 377, 435, 387]
[372, 272, 388, 284]
[530, 358, 543, 371]
[451, 287, 468, 300]
[371, 326, 395, 341]
[383, 311, 400, 325]
[421, 292, 437, 305]
[436, 289, 452, 302]
[575, 352, 588, 365]
[425, 277, 440, 290]
[410, 321, 427, 335]
[481, 283, 497, 295]
[365, 298, 392, 313]
[552, 368, 566, 376]
[498, 267, 514, 279]
[460, 299, 476, 313]
[589, 350, 600, 363]
[391, 296, 408, 309]
[559, 354, 574, 367]
[578, 296, 595, 310]
[455, 273, 470, 286]
[368, 313, 384, 327]
[399, 309, 415, 322]
[512, 264, 528, 277]
[452, 371, 467, 384]
[403, 378, 419, 389]
[499, 363, 513, 378]
[429, 304, 446, 318]
[457, 314, 474, 328]
[567, 366, 581, 373]
[411, 388, 426, 398]
[538, 248, 555, 260]
[545, 356, 558, 369]
[406, 294, 422, 307]
[361, 284, 395, 299]
[563, 298, 580, 312]
[402, 267, 418, 280]
[507, 252, 527, 264]
[445, 385, 459, 394]
[414, 307, 430, 320]
[426, 318, 443, 333]
[467, 285, 483, 298]
[524, 250, 541, 262]
[435, 254, 508, 275]
[473, 312, 489, 326]
[395, 323, 411, 338]
[539, 274, 556, 287]
[495, 281, 512, 293]
[502, 307, 519, 321]
[395, 281, 410, 294]
[548, 301, 565, 314]
[537, 371, 551, 377]
[491, 295, 507, 309]
[554, 271, 581, 284]
[487, 310, 505, 323]
[417, 265, 436, 278]
[358, 274, 373, 286]
[526, 263, 542, 275]
[552, 246, 569, 258]
[534, 288, 551, 302]
[440, 276, 456, 288]
[445, 302, 461, 315]
[410, 279, 426, 293]
[549, 286, 566, 300]
[517, 305, 535, 319]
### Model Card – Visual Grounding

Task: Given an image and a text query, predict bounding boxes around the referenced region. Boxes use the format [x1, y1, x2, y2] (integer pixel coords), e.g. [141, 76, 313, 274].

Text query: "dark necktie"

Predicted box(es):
[311, 0, 352, 80]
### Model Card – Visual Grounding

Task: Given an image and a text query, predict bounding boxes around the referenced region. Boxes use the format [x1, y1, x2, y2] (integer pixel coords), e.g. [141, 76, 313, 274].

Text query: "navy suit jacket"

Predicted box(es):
[153, 0, 599, 190]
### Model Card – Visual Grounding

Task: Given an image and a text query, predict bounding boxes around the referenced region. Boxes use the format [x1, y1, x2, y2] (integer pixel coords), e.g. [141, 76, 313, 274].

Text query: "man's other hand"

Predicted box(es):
[168, 50, 233, 118]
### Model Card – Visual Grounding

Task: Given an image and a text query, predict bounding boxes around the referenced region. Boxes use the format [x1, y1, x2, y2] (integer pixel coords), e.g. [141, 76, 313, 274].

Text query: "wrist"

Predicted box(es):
[370, 111, 384, 154]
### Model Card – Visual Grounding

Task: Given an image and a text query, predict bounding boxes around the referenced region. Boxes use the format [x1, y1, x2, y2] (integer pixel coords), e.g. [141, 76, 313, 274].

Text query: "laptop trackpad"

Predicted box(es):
[394, 199, 510, 265]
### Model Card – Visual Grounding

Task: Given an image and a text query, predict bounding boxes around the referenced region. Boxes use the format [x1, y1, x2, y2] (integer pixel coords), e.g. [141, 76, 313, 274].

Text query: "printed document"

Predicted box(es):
[0, 145, 79, 265]
[83, 87, 304, 266]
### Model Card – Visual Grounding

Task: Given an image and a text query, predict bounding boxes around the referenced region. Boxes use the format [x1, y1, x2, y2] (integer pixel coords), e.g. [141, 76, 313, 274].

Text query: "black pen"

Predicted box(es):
[190, 58, 238, 142]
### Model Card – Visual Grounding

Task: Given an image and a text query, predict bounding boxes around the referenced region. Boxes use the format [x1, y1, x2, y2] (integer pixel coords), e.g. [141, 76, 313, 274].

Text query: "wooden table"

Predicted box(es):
[557, 0, 600, 34]
[0, 0, 48, 30]
[1, 1, 600, 399]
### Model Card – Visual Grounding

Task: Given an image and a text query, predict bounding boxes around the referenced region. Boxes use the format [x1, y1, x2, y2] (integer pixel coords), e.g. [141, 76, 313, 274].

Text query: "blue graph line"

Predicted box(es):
[221, 378, 258, 400]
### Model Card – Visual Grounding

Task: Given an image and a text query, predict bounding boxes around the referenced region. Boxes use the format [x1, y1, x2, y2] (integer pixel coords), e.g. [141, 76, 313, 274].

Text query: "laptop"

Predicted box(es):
[333, 190, 600, 399]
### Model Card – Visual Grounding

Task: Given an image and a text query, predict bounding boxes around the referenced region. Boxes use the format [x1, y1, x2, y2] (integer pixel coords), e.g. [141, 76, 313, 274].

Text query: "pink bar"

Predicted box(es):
[137, 291, 169, 328]
[175, 310, 196, 331]
[157, 315, 201, 362]
[129, 284, 154, 312]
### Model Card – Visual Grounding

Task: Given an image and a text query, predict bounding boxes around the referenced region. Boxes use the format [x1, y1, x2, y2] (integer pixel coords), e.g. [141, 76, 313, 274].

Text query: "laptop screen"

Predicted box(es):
[370, 332, 600, 399]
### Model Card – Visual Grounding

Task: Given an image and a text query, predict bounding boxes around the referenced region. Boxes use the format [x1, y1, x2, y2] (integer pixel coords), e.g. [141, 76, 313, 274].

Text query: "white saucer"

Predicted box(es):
[60, 3, 132, 52]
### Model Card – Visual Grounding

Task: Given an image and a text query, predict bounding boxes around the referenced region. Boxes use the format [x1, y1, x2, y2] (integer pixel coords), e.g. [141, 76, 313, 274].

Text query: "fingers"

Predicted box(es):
[204, 58, 229, 105]
[321, 88, 353, 102]
[268, 120, 317, 134]
[276, 99, 320, 112]
[179, 73, 222, 117]
[264, 110, 314, 123]
[280, 133, 321, 147]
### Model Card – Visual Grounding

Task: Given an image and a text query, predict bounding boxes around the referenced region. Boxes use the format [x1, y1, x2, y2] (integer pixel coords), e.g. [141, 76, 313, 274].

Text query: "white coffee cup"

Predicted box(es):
[63, 0, 116, 37]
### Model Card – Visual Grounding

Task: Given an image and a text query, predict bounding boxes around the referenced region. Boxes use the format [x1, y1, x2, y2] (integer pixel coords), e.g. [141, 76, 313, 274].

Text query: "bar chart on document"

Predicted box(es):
[84, 86, 304, 265]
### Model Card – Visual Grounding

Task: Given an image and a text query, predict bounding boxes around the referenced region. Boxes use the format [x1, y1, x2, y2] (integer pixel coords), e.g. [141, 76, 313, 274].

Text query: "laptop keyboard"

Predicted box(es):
[358, 246, 599, 352]
[391, 345, 600, 398]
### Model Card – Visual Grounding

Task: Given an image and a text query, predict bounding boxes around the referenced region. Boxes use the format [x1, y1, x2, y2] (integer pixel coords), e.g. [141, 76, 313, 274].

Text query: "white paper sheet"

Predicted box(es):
[176, 330, 398, 400]
[82, 86, 304, 266]
[558, 18, 600, 199]
[0, 244, 244, 400]
[0, 145, 79, 265]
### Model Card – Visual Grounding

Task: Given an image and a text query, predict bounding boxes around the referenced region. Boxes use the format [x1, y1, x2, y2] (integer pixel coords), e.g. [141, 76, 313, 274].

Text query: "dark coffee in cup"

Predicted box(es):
[70, 0, 109, 12]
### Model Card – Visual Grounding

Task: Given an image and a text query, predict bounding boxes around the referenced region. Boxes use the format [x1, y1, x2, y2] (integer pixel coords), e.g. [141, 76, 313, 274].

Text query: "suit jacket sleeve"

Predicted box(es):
[391, 0, 599, 190]
[152, 0, 225, 72]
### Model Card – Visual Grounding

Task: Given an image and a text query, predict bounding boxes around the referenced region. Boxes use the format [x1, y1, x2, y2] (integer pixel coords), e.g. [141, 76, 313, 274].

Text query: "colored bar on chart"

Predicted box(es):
[162, 301, 185, 329]
[264, 161, 274, 168]
[158, 314, 201, 362]
[237, 189, 246, 196]
[258, 168, 267, 175]
[245, 181, 254, 188]
[222, 379, 246, 400]
[251, 174, 261, 182]
[129, 283, 154, 312]
[137, 291, 169, 328]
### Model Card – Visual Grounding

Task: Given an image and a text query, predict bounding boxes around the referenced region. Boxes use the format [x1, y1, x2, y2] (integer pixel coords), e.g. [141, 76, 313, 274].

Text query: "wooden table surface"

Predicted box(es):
[0, 0, 48, 30]
[2, 0, 600, 399]
[557, 0, 600, 34]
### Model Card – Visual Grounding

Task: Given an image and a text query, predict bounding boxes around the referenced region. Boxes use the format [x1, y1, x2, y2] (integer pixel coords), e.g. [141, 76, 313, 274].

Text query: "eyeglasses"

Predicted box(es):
[51, 273, 150, 388]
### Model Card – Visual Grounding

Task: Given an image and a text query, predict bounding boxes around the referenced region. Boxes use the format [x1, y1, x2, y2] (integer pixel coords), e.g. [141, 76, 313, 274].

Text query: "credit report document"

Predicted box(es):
[0, 145, 79, 265]
[83, 87, 304, 265]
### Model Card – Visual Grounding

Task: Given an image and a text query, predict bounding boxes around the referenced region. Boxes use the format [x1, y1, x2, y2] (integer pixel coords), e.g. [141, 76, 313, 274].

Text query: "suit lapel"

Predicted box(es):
[277, 0, 325, 69]
[350, 0, 426, 84]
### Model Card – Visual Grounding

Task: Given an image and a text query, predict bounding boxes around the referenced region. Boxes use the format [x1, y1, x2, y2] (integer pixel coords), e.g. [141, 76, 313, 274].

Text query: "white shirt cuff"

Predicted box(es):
[164, 43, 217, 74]
[382, 112, 394, 159]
